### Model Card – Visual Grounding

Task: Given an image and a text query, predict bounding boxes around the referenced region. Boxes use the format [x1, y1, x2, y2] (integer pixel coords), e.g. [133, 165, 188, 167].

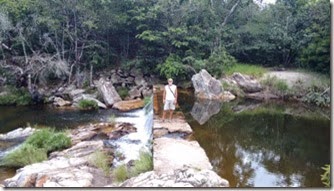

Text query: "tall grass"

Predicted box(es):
[25, 128, 71, 153]
[1, 128, 71, 167]
[129, 151, 153, 177]
[113, 164, 129, 182]
[261, 76, 289, 96]
[89, 150, 111, 176]
[78, 99, 98, 110]
[112, 151, 153, 183]
[0, 144, 47, 167]
[225, 63, 268, 78]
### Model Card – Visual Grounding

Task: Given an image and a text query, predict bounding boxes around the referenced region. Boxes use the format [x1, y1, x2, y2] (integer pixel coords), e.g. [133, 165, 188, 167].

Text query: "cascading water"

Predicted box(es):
[108, 96, 153, 166]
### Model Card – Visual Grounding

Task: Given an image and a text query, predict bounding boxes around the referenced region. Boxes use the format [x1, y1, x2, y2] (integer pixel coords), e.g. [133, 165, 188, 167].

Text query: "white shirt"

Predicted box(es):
[165, 84, 176, 101]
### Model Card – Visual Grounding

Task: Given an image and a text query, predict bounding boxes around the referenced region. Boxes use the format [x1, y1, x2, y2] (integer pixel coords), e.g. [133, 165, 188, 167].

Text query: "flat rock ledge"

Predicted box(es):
[4, 140, 112, 187]
[118, 165, 229, 187]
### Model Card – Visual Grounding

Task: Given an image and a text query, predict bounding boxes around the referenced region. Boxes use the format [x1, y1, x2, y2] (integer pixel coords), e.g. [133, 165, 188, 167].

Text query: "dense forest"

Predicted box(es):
[0, 0, 330, 87]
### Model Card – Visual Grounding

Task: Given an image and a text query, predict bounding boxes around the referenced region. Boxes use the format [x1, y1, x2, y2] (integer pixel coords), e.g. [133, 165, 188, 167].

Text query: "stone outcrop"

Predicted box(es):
[190, 99, 221, 125]
[119, 166, 229, 187]
[153, 113, 192, 138]
[97, 78, 122, 107]
[0, 127, 35, 141]
[192, 69, 223, 100]
[53, 97, 71, 107]
[245, 92, 280, 100]
[231, 72, 262, 93]
[191, 69, 235, 101]
[112, 99, 145, 112]
[4, 140, 112, 187]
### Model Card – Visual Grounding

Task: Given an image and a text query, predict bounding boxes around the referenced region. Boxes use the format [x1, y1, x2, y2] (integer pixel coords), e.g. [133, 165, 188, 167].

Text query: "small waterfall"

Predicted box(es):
[109, 96, 153, 166]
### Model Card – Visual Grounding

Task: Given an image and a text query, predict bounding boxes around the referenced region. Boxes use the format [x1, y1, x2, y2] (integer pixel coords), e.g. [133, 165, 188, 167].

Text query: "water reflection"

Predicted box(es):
[190, 99, 221, 125]
[180, 93, 330, 187]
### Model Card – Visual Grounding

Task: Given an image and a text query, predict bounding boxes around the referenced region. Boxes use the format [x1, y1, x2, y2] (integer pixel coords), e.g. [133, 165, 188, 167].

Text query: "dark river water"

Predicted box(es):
[178, 91, 330, 187]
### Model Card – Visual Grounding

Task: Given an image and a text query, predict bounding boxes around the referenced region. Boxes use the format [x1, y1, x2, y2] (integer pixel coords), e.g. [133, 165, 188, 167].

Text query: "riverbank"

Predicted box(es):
[220, 68, 330, 108]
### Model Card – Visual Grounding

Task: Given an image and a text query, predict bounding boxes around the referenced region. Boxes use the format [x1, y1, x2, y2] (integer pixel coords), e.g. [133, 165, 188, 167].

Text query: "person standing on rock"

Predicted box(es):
[162, 78, 178, 122]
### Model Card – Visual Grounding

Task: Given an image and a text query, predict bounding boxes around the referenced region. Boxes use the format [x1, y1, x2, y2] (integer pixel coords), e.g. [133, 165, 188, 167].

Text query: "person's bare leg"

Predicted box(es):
[162, 110, 167, 122]
[169, 110, 173, 121]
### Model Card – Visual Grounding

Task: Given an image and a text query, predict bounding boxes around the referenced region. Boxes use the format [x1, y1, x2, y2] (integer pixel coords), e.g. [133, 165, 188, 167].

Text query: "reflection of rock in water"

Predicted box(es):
[191, 99, 221, 125]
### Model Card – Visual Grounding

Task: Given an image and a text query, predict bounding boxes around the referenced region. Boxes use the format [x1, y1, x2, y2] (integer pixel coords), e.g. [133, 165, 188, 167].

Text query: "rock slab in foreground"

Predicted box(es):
[4, 140, 111, 187]
[153, 137, 212, 174]
[119, 166, 229, 187]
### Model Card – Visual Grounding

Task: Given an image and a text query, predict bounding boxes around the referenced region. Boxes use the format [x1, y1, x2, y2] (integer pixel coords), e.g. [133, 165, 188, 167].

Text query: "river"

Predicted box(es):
[178, 90, 330, 187]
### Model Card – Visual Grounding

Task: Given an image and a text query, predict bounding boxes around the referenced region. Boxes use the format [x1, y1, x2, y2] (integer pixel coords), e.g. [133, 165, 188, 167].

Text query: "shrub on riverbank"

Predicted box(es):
[0, 87, 32, 106]
[129, 151, 153, 177]
[78, 99, 98, 110]
[112, 151, 153, 183]
[26, 128, 71, 153]
[1, 128, 71, 167]
[117, 87, 129, 100]
[0, 144, 47, 167]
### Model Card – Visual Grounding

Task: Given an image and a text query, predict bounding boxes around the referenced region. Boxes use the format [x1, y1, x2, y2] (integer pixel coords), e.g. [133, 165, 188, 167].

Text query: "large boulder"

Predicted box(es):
[191, 69, 234, 100]
[190, 99, 221, 125]
[119, 166, 229, 187]
[231, 72, 262, 93]
[97, 78, 122, 107]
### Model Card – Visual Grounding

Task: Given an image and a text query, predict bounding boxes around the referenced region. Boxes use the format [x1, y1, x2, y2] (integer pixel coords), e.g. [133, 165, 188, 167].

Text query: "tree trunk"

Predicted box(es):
[90, 64, 93, 87]
[68, 63, 75, 84]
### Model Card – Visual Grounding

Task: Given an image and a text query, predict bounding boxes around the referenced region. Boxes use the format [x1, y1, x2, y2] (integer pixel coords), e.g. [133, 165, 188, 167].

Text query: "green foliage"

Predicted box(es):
[26, 128, 71, 153]
[89, 150, 111, 176]
[225, 63, 267, 78]
[116, 87, 129, 100]
[112, 164, 128, 182]
[78, 99, 98, 110]
[158, 54, 185, 79]
[206, 49, 237, 78]
[1, 144, 47, 167]
[302, 91, 330, 107]
[129, 151, 153, 177]
[0, 88, 32, 106]
[321, 164, 330, 187]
